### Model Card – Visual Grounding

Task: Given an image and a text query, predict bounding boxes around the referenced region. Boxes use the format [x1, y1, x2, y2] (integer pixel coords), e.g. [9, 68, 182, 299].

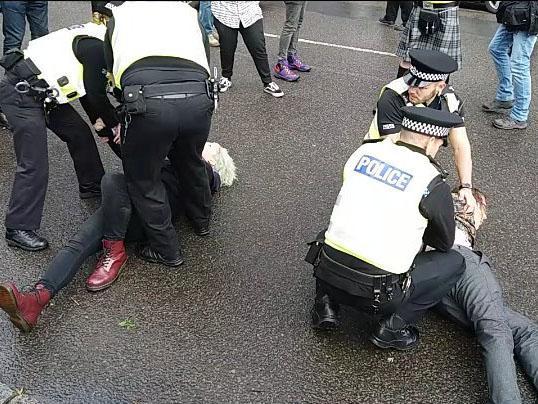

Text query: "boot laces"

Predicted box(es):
[98, 248, 113, 272]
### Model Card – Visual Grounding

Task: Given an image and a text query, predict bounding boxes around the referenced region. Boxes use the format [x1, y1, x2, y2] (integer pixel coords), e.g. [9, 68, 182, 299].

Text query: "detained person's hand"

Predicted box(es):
[112, 123, 121, 144]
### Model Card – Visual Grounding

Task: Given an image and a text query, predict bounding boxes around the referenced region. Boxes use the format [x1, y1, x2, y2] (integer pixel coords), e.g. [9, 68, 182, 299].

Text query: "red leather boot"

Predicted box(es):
[0, 282, 52, 332]
[86, 239, 128, 292]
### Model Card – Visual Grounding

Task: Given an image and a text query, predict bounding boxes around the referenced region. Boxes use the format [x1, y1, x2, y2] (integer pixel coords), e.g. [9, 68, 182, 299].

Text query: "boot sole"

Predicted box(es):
[140, 254, 184, 268]
[369, 334, 418, 351]
[6, 238, 48, 252]
[86, 259, 128, 292]
[0, 285, 32, 332]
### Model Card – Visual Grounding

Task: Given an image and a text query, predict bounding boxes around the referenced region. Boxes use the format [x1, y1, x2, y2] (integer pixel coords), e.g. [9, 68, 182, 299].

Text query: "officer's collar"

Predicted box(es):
[395, 141, 448, 179]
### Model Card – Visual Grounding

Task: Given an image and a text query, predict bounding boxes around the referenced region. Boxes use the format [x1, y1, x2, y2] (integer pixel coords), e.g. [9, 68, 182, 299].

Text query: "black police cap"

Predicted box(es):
[401, 106, 463, 138]
[404, 49, 458, 87]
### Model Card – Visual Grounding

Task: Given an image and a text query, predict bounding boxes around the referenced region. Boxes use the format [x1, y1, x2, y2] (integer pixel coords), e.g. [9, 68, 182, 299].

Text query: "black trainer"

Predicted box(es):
[311, 294, 340, 331]
[369, 313, 419, 350]
[5, 229, 49, 252]
[138, 245, 184, 267]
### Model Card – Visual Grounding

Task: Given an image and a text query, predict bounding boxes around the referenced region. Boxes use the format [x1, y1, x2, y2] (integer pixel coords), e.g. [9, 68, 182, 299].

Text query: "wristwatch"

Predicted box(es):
[459, 183, 472, 190]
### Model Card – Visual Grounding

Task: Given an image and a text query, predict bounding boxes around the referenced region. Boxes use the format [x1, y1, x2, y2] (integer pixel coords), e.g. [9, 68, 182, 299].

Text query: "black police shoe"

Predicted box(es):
[190, 220, 210, 237]
[311, 294, 340, 331]
[5, 229, 49, 252]
[138, 245, 184, 267]
[369, 314, 419, 351]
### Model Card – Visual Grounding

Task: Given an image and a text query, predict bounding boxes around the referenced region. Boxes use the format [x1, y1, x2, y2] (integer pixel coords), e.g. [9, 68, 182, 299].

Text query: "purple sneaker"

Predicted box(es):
[287, 54, 311, 72]
[273, 59, 299, 82]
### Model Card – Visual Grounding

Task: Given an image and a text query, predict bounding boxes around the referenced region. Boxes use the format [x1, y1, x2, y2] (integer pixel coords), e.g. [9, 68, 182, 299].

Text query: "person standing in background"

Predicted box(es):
[379, 1, 413, 31]
[0, 1, 49, 127]
[273, 1, 311, 83]
[199, 1, 220, 47]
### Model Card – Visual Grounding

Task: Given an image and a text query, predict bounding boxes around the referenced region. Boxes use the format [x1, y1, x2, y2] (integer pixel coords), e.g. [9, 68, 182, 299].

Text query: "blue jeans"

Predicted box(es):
[1, 1, 49, 55]
[199, 1, 214, 35]
[437, 246, 538, 404]
[488, 25, 537, 122]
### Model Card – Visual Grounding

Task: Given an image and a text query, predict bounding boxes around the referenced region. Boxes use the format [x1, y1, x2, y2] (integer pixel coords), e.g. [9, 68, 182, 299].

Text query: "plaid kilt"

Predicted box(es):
[396, 6, 462, 69]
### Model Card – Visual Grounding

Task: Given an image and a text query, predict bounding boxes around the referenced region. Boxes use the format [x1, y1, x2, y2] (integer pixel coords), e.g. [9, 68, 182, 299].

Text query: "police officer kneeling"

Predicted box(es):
[104, 1, 215, 266]
[307, 106, 466, 350]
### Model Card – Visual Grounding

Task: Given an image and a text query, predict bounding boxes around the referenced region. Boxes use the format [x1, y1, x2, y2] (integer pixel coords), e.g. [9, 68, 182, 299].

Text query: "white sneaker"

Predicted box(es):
[263, 82, 284, 98]
[208, 33, 219, 47]
[219, 77, 232, 92]
[212, 30, 220, 41]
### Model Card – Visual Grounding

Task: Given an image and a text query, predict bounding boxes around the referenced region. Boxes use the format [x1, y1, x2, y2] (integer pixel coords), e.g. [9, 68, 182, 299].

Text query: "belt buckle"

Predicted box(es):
[423, 1, 434, 10]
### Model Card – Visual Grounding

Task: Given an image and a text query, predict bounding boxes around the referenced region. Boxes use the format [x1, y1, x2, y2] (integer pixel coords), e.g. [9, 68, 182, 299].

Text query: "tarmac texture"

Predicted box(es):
[0, 1, 536, 403]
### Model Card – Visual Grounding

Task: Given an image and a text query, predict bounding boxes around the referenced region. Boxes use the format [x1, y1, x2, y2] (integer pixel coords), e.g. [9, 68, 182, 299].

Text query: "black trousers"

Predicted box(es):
[316, 247, 465, 324]
[121, 94, 213, 261]
[383, 1, 413, 24]
[38, 173, 145, 295]
[213, 17, 272, 85]
[0, 78, 105, 231]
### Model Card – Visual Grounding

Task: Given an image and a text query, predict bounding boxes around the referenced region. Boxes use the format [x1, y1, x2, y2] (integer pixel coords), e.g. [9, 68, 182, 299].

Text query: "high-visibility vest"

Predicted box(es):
[110, 1, 209, 88]
[23, 22, 106, 104]
[324, 139, 442, 274]
[365, 77, 461, 140]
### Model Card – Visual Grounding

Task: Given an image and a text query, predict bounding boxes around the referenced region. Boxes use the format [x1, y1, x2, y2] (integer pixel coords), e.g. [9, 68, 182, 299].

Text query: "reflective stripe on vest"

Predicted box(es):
[365, 78, 460, 140]
[111, 1, 210, 88]
[23, 22, 106, 104]
[325, 139, 441, 274]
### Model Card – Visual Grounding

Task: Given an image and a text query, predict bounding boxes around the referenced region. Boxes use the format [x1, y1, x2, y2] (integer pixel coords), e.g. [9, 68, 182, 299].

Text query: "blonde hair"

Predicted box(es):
[203, 142, 237, 187]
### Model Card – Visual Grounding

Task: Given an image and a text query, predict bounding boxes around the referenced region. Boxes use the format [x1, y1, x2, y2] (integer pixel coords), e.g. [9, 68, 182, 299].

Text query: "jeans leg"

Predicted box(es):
[506, 307, 538, 390]
[489, 25, 515, 102]
[198, 1, 214, 35]
[240, 19, 272, 85]
[278, 2, 304, 59]
[509, 31, 537, 122]
[38, 208, 104, 295]
[46, 104, 105, 192]
[214, 18, 238, 80]
[288, 2, 306, 55]
[396, 249, 465, 323]
[100, 173, 135, 240]
[25, 0, 48, 39]
[1, 1, 27, 54]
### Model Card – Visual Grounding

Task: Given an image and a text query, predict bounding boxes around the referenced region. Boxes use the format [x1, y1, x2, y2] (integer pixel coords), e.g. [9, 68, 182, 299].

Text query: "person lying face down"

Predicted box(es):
[436, 188, 538, 404]
[0, 142, 237, 333]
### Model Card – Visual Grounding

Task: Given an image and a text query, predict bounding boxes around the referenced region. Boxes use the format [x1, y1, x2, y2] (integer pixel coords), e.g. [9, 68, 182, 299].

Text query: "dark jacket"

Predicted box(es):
[497, 1, 538, 34]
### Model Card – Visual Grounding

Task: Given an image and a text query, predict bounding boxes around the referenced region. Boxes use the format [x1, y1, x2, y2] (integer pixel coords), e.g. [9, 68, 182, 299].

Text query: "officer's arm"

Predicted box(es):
[419, 176, 455, 252]
[104, 16, 115, 75]
[376, 89, 404, 135]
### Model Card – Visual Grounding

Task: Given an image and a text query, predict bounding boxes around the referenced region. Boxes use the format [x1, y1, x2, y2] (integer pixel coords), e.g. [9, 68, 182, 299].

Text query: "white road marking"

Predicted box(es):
[264, 33, 397, 57]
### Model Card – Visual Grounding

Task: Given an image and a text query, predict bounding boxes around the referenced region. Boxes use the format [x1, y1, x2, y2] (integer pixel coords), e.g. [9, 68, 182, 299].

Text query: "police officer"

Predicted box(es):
[307, 107, 466, 350]
[366, 49, 476, 212]
[0, 22, 120, 251]
[104, 1, 215, 266]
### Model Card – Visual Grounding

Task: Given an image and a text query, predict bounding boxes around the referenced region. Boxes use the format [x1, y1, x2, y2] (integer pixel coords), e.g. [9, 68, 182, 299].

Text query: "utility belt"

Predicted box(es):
[305, 236, 412, 313]
[122, 80, 217, 115]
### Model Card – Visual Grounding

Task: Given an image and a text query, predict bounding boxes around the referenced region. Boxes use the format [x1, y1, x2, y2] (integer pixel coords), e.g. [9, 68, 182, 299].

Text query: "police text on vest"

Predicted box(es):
[354, 155, 413, 191]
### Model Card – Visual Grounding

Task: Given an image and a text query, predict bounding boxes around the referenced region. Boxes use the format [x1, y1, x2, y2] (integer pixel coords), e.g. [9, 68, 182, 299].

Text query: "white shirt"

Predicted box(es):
[211, 1, 263, 28]
[454, 227, 472, 249]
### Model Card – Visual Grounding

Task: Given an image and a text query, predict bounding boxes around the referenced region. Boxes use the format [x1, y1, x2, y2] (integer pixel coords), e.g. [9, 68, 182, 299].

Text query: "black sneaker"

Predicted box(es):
[263, 82, 284, 98]
[138, 245, 184, 267]
[378, 17, 395, 26]
[5, 229, 49, 252]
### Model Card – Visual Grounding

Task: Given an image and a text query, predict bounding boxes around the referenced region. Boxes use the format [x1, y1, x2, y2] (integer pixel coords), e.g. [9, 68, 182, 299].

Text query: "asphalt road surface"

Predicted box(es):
[0, 2, 536, 403]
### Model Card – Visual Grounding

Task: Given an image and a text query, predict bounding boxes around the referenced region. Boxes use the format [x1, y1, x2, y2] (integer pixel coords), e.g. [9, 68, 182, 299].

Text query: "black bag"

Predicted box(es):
[497, 1, 531, 31]
[123, 85, 146, 115]
[418, 8, 442, 35]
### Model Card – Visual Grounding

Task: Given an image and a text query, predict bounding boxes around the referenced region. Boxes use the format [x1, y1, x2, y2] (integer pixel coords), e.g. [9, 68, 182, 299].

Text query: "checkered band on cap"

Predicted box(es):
[402, 117, 450, 138]
[409, 65, 449, 82]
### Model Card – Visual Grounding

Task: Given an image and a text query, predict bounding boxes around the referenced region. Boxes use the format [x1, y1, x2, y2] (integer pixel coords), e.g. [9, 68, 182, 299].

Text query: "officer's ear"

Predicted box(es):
[437, 81, 447, 92]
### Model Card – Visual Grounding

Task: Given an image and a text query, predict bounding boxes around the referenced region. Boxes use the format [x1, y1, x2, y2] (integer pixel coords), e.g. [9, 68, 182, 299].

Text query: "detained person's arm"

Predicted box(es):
[449, 125, 476, 213]
[419, 176, 455, 252]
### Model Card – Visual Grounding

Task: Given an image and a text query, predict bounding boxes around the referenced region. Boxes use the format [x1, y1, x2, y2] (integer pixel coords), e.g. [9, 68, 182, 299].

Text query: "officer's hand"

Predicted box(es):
[112, 123, 121, 144]
[458, 188, 476, 214]
[93, 118, 105, 131]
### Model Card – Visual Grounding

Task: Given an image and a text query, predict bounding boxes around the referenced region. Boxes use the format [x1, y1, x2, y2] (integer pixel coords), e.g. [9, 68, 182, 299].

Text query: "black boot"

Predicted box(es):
[369, 313, 419, 350]
[5, 229, 49, 252]
[311, 294, 340, 331]
[138, 245, 184, 267]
